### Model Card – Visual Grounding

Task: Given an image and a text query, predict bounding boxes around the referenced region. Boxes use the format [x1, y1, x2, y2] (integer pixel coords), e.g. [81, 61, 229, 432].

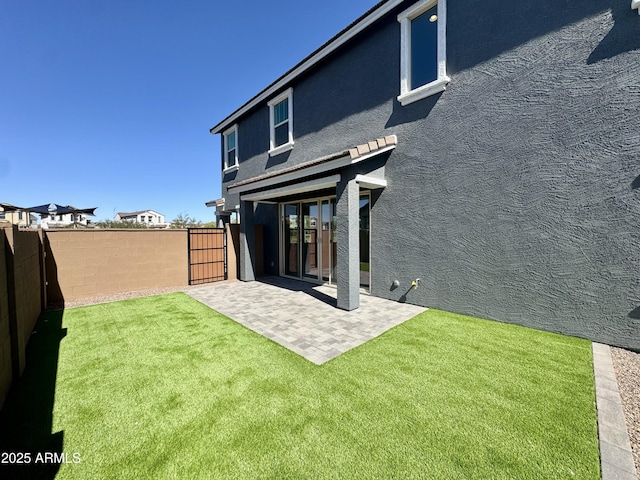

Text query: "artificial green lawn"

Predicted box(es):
[3, 293, 600, 479]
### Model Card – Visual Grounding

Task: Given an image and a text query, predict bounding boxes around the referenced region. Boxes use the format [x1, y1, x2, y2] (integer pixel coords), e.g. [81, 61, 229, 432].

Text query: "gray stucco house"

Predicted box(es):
[210, 0, 640, 351]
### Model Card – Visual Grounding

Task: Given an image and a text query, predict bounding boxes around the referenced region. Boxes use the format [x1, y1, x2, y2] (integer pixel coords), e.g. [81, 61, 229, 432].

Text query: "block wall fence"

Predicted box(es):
[0, 226, 44, 410]
[44, 230, 189, 303]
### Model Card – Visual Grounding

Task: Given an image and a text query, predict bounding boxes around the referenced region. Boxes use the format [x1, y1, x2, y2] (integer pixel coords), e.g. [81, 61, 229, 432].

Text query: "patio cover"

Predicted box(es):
[25, 203, 97, 217]
[227, 135, 395, 201]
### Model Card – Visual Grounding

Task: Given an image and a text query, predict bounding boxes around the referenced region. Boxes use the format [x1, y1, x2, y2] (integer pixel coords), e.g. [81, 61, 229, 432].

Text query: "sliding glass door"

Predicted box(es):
[281, 194, 369, 290]
[283, 203, 299, 277]
[281, 197, 337, 285]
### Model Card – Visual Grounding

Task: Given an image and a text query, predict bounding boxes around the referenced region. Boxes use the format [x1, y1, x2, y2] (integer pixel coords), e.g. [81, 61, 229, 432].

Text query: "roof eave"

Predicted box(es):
[227, 135, 397, 195]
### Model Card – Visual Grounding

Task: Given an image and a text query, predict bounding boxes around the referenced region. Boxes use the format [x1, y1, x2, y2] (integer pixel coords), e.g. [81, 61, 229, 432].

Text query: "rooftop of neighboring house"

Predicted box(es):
[116, 210, 164, 218]
[0, 202, 22, 212]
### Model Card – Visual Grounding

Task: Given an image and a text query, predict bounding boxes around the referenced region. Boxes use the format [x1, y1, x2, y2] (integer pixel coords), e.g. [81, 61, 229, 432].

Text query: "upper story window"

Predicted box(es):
[398, 0, 450, 106]
[268, 88, 294, 156]
[223, 125, 239, 172]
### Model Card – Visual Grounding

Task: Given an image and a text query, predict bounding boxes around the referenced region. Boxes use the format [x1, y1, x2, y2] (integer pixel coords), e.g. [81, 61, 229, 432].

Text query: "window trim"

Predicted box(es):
[268, 88, 294, 156]
[223, 125, 239, 173]
[397, 0, 450, 106]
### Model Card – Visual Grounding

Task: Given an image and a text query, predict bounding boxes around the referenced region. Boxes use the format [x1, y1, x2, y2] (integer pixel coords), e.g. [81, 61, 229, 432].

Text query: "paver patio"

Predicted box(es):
[185, 276, 426, 364]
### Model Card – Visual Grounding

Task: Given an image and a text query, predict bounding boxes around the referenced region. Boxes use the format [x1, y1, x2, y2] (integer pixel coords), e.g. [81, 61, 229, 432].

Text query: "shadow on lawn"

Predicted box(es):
[0, 310, 66, 480]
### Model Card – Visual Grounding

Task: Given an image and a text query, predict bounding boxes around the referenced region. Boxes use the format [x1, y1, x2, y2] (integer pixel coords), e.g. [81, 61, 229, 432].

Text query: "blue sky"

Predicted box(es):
[0, 0, 376, 223]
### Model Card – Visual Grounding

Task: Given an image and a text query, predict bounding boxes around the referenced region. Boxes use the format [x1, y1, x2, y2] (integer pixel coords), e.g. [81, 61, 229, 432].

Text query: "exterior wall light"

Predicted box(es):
[633, 0, 640, 14]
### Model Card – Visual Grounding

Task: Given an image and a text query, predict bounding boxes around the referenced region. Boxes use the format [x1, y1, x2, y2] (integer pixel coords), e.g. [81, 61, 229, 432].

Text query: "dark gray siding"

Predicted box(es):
[254, 203, 279, 277]
[221, 0, 640, 350]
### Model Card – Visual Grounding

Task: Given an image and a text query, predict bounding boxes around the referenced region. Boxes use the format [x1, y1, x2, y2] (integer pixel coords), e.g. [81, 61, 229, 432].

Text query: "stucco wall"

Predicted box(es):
[0, 226, 44, 408]
[226, 225, 240, 281]
[219, 0, 640, 349]
[254, 204, 279, 277]
[45, 230, 188, 303]
[8, 228, 42, 374]
[0, 229, 11, 409]
[373, 0, 640, 350]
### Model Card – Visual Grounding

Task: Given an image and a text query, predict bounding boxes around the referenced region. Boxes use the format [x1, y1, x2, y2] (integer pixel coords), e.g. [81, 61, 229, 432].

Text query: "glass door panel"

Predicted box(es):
[320, 200, 338, 285]
[320, 200, 334, 283]
[331, 202, 337, 284]
[283, 204, 299, 277]
[302, 202, 319, 280]
[359, 195, 370, 289]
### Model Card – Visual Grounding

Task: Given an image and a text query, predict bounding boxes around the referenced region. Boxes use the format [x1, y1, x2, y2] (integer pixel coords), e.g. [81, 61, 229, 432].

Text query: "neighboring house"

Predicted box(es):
[206, 199, 239, 226]
[209, 0, 640, 350]
[0, 203, 96, 229]
[38, 204, 96, 229]
[115, 210, 167, 227]
[0, 203, 38, 227]
[41, 212, 87, 229]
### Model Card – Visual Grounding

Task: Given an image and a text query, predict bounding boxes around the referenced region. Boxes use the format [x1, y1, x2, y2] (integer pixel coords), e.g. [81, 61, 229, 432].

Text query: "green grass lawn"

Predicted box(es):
[1, 293, 600, 479]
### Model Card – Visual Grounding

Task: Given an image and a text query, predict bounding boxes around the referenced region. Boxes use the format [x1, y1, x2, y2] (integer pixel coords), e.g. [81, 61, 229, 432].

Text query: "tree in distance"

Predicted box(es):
[170, 213, 203, 229]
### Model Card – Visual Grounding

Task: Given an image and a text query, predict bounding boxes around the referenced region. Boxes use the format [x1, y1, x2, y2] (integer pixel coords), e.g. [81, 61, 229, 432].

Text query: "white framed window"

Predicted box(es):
[268, 88, 294, 156]
[397, 0, 450, 106]
[223, 125, 239, 172]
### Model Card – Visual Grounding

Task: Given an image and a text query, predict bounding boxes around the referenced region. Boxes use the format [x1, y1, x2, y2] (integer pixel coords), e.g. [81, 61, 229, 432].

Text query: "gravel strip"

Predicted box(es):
[45, 284, 216, 310]
[611, 346, 640, 474]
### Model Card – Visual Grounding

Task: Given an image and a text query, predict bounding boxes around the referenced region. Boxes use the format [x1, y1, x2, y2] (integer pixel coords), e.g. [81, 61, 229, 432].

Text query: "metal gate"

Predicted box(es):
[188, 228, 227, 285]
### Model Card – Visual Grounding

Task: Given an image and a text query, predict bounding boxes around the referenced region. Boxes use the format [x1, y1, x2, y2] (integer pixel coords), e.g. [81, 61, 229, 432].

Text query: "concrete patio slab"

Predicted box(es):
[184, 276, 426, 365]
